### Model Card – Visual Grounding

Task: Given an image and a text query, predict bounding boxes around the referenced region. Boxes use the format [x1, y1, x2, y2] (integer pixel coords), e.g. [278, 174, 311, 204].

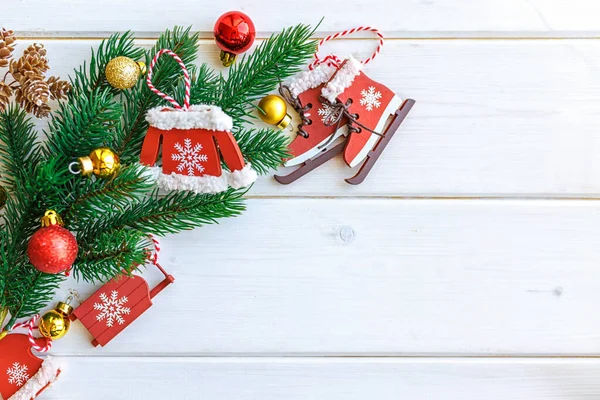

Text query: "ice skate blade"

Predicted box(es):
[345, 99, 416, 185]
[284, 125, 348, 167]
[274, 141, 346, 184]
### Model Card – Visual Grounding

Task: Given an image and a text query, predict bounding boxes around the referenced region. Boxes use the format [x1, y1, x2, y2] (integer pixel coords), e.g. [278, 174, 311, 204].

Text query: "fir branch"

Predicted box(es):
[0, 105, 42, 190]
[86, 188, 246, 236]
[234, 128, 291, 175]
[7, 269, 65, 324]
[3, 159, 69, 261]
[65, 164, 155, 236]
[0, 228, 9, 328]
[44, 87, 123, 163]
[126, 189, 246, 235]
[117, 26, 201, 163]
[44, 32, 143, 163]
[218, 24, 317, 125]
[74, 229, 150, 283]
[188, 63, 222, 106]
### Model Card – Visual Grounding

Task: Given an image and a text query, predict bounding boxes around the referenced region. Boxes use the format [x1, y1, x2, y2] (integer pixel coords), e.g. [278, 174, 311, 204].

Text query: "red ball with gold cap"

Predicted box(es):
[27, 210, 78, 274]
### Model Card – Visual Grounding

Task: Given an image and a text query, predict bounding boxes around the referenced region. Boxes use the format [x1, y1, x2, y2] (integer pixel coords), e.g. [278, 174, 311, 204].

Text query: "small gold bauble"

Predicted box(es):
[0, 184, 6, 210]
[105, 56, 146, 90]
[78, 147, 121, 178]
[38, 301, 73, 340]
[258, 94, 292, 130]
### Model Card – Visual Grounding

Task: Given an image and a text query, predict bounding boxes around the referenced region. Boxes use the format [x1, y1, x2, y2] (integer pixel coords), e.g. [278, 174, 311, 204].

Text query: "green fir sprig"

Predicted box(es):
[0, 24, 316, 333]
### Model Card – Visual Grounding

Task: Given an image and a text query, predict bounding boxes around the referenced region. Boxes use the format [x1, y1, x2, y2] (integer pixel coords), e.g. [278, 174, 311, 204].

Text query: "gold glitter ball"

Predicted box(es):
[105, 56, 146, 90]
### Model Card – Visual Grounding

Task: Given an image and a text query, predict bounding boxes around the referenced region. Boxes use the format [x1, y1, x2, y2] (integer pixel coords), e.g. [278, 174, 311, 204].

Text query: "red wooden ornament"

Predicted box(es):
[71, 264, 174, 347]
[0, 334, 61, 399]
[141, 49, 257, 194]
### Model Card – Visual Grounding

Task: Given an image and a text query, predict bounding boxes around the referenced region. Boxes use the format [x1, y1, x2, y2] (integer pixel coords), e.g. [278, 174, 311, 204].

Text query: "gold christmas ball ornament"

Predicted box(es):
[105, 56, 146, 90]
[38, 301, 73, 340]
[0, 183, 6, 210]
[72, 147, 121, 178]
[258, 95, 292, 130]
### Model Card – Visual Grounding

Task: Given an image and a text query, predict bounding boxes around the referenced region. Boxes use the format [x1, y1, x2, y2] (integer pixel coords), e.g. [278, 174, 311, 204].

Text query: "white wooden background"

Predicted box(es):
[6, 1, 600, 398]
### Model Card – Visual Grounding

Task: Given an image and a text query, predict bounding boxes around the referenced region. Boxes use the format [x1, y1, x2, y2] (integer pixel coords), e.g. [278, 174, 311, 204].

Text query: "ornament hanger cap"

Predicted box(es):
[56, 301, 73, 316]
[41, 210, 63, 227]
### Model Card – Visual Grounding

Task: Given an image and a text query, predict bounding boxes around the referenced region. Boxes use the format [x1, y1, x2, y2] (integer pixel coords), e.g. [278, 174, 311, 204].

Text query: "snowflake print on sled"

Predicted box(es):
[94, 290, 131, 328]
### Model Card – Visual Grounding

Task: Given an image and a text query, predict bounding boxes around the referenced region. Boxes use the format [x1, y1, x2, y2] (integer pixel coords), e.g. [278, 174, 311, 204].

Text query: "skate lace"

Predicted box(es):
[279, 84, 313, 138]
[320, 97, 384, 138]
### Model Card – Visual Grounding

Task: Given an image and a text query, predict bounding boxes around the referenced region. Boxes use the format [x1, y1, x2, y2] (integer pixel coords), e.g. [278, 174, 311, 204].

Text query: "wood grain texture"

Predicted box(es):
[21, 39, 600, 197]
[5, 5, 600, 398]
[7, 0, 600, 37]
[44, 199, 600, 356]
[44, 357, 600, 400]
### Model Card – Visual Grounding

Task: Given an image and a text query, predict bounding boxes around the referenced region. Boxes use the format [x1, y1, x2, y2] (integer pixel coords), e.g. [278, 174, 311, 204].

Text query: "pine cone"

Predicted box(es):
[9, 44, 49, 83]
[0, 82, 12, 111]
[22, 43, 46, 58]
[47, 76, 71, 100]
[15, 79, 51, 117]
[0, 28, 16, 68]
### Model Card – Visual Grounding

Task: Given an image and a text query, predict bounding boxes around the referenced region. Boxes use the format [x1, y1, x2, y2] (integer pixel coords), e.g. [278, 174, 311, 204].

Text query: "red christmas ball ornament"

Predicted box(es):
[213, 11, 256, 67]
[27, 210, 78, 274]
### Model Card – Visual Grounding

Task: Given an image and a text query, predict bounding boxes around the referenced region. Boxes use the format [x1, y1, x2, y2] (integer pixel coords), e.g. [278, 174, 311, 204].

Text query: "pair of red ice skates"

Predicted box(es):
[276, 56, 415, 185]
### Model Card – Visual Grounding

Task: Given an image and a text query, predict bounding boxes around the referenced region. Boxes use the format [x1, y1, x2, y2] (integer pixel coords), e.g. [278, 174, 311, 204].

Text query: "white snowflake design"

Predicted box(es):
[171, 138, 208, 176]
[317, 103, 341, 124]
[94, 290, 131, 328]
[359, 86, 382, 111]
[7, 362, 29, 387]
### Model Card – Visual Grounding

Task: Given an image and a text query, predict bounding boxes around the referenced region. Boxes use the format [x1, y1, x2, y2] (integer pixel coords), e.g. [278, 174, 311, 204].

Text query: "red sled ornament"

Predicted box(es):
[0, 334, 60, 400]
[140, 49, 257, 193]
[71, 240, 174, 347]
[275, 28, 415, 185]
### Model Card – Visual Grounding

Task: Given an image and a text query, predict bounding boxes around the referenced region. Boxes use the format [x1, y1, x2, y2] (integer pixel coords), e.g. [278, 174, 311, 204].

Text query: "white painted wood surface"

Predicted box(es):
[8, 0, 600, 37]
[42, 358, 600, 400]
[5, 1, 600, 398]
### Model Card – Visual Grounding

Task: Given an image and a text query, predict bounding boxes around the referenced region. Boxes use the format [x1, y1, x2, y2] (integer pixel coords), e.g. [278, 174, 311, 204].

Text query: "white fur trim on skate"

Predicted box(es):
[321, 56, 363, 103]
[146, 164, 257, 194]
[8, 357, 60, 400]
[287, 64, 337, 98]
[146, 104, 233, 131]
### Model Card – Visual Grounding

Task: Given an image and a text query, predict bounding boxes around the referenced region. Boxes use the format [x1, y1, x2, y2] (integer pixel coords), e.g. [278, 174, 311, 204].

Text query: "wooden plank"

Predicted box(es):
[46, 199, 600, 355]
[7, 0, 600, 37]
[43, 357, 600, 399]
[14, 39, 600, 197]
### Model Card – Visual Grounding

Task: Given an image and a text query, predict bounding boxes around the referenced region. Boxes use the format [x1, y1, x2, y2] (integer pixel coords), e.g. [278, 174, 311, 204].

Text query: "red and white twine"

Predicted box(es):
[148, 234, 170, 277]
[309, 26, 384, 70]
[11, 314, 52, 353]
[146, 49, 191, 110]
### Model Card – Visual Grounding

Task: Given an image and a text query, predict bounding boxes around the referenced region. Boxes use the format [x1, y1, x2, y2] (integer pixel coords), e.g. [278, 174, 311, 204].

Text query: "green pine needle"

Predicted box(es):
[234, 128, 291, 175]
